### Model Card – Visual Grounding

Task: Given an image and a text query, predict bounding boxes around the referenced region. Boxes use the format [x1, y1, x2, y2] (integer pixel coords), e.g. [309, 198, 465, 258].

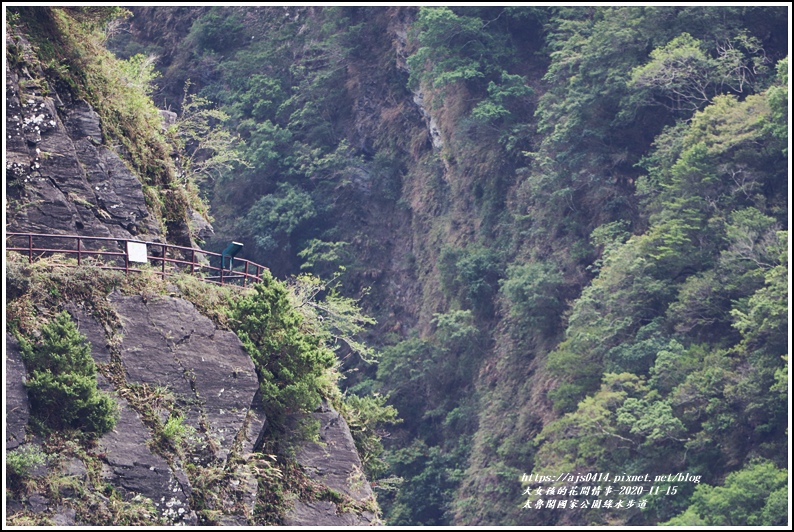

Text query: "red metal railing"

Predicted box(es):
[6, 232, 267, 287]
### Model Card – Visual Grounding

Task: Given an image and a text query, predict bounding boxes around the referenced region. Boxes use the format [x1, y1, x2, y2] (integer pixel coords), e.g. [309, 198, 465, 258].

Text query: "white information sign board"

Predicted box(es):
[127, 241, 148, 264]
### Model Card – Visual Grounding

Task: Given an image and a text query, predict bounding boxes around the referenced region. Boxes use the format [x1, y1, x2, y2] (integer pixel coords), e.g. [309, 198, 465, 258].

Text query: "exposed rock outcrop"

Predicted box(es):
[5, 334, 29, 450]
[158, 109, 178, 128]
[189, 207, 215, 243]
[285, 402, 381, 526]
[109, 293, 260, 462]
[96, 391, 192, 521]
[287, 500, 379, 526]
[6, 292, 380, 525]
[6, 36, 162, 247]
[6, 294, 259, 523]
[65, 303, 113, 365]
[412, 90, 443, 150]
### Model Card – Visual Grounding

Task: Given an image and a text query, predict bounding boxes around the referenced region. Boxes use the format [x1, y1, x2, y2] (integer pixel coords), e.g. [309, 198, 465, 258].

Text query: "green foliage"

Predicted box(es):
[547, 232, 674, 410]
[669, 207, 787, 340]
[6, 444, 48, 479]
[648, 340, 702, 394]
[64, 6, 130, 29]
[228, 273, 336, 425]
[470, 72, 533, 124]
[297, 240, 352, 277]
[377, 310, 483, 443]
[161, 413, 195, 446]
[131, 7, 388, 273]
[236, 119, 294, 185]
[243, 183, 317, 255]
[604, 319, 671, 375]
[523, 6, 784, 267]
[375, 309, 484, 523]
[175, 85, 249, 194]
[663, 461, 788, 526]
[407, 7, 490, 91]
[117, 53, 160, 96]
[206, 9, 383, 269]
[384, 440, 466, 525]
[763, 57, 788, 153]
[407, 7, 534, 152]
[432, 309, 479, 349]
[771, 355, 787, 397]
[588, 219, 632, 275]
[439, 245, 503, 317]
[188, 8, 245, 53]
[616, 395, 685, 445]
[539, 61, 787, 523]
[19, 312, 118, 435]
[536, 373, 685, 475]
[548, 61, 787, 411]
[340, 393, 400, 478]
[286, 273, 377, 364]
[230, 74, 286, 122]
[377, 338, 440, 425]
[431, 310, 483, 390]
[629, 32, 768, 112]
[731, 231, 788, 354]
[537, 7, 666, 162]
[500, 261, 565, 334]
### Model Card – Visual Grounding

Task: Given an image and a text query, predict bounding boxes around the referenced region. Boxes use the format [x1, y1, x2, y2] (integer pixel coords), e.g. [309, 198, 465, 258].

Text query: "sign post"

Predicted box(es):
[127, 241, 148, 264]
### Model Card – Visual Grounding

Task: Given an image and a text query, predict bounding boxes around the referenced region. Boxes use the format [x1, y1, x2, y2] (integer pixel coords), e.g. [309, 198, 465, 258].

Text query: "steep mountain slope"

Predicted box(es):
[7, 6, 789, 527]
[108, 6, 789, 526]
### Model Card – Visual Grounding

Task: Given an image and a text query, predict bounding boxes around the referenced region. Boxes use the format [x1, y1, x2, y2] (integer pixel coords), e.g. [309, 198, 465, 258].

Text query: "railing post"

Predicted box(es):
[162, 243, 167, 278]
[191, 249, 195, 275]
[77, 237, 81, 266]
[125, 240, 129, 276]
[244, 261, 249, 287]
[220, 259, 224, 285]
[28, 234, 33, 263]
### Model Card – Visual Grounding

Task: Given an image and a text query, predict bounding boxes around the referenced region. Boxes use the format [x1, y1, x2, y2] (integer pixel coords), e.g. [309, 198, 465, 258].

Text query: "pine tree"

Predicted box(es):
[19, 311, 118, 434]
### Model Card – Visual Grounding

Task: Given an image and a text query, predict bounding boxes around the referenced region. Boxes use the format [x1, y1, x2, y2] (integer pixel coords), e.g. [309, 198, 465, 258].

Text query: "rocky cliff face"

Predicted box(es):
[5, 17, 379, 527]
[5, 284, 379, 525]
[5, 38, 162, 245]
[5, 334, 29, 451]
[286, 402, 380, 526]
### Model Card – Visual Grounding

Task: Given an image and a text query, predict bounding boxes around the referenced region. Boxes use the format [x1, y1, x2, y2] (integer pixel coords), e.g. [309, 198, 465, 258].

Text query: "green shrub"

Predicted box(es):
[500, 260, 565, 334]
[188, 9, 245, 53]
[6, 444, 47, 479]
[161, 413, 195, 446]
[438, 245, 503, 317]
[243, 183, 317, 255]
[340, 393, 400, 478]
[19, 311, 118, 435]
[663, 461, 788, 526]
[229, 273, 335, 425]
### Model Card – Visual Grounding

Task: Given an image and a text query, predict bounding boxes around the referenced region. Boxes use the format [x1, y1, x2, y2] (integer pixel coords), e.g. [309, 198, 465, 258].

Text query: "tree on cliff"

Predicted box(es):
[19, 311, 118, 435]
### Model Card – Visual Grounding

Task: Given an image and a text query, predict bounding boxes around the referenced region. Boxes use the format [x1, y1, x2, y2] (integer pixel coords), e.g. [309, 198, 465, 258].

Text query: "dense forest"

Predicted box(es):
[6, 6, 790, 526]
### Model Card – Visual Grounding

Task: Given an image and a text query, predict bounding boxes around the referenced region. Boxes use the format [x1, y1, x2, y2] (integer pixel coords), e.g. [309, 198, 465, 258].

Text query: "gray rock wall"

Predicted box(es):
[96, 390, 192, 521]
[6, 37, 162, 246]
[109, 293, 260, 462]
[6, 292, 380, 526]
[285, 402, 381, 526]
[5, 334, 30, 450]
